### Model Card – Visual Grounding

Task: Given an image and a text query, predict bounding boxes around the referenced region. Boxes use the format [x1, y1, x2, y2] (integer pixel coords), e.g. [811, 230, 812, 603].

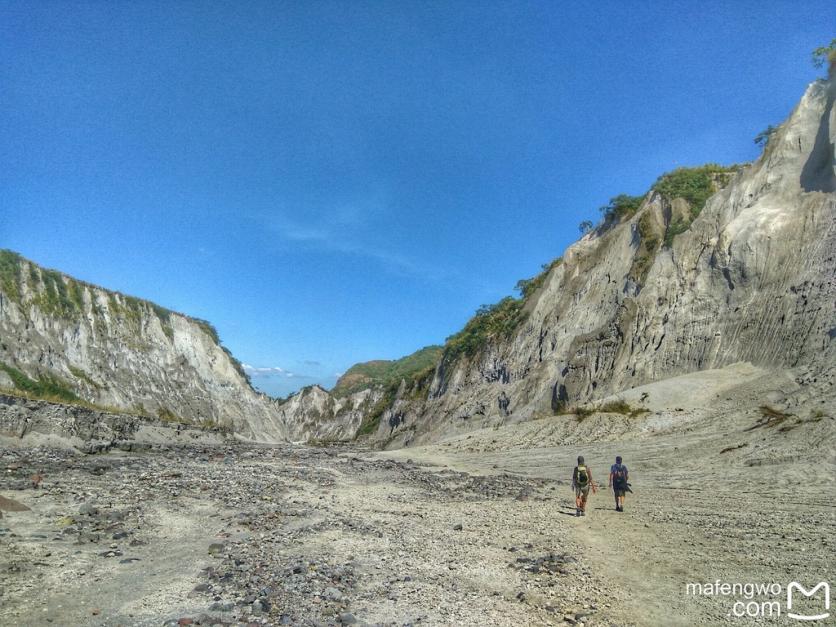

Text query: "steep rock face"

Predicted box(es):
[0, 393, 229, 452]
[0, 259, 284, 439]
[375, 78, 835, 445]
[274, 384, 384, 442]
[0, 257, 357, 442]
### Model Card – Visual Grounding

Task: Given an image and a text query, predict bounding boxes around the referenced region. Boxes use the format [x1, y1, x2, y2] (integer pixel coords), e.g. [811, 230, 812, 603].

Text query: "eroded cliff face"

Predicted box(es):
[272, 385, 386, 443]
[3, 78, 832, 447]
[372, 78, 835, 446]
[0, 261, 294, 440]
[0, 259, 376, 443]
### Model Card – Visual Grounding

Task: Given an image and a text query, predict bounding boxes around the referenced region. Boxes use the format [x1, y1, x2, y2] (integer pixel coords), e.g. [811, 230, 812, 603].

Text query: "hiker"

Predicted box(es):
[609, 455, 629, 512]
[572, 455, 594, 517]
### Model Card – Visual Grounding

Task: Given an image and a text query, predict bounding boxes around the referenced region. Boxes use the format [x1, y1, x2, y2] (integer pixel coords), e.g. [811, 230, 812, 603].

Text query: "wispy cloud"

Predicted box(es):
[255, 193, 456, 281]
[242, 363, 315, 380]
[272, 217, 428, 277]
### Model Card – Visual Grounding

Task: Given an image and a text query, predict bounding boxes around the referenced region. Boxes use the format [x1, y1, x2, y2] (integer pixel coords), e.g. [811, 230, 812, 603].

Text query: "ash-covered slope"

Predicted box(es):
[370, 77, 835, 446]
[2, 77, 832, 448]
[0, 255, 318, 442]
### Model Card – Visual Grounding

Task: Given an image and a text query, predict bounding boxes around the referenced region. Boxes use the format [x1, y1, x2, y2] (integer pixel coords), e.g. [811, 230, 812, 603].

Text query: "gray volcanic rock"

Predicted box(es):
[1, 77, 832, 447]
[372, 77, 835, 445]
[0, 260, 358, 443]
[0, 393, 230, 451]
[274, 384, 384, 443]
[0, 259, 289, 440]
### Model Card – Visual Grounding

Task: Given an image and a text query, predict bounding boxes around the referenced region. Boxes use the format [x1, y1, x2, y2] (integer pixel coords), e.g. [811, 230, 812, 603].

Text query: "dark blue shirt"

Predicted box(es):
[611, 463, 628, 478]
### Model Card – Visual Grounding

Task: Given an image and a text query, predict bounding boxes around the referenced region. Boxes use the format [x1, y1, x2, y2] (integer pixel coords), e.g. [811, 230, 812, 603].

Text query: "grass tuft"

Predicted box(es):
[0, 250, 23, 304]
[443, 297, 527, 361]
[652, 164, 742, 247]
[68, 366, 103, 389]
[0, 362, 79, 403]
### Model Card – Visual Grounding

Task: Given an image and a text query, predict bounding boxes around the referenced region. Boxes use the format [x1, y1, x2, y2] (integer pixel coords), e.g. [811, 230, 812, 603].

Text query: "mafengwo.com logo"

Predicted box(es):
[685, 580, 830, 621]
[787, 582, 830, 622]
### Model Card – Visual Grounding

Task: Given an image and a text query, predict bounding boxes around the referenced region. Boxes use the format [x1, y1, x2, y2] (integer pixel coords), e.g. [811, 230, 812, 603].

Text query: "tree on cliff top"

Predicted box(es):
[812, 38, 836, 73]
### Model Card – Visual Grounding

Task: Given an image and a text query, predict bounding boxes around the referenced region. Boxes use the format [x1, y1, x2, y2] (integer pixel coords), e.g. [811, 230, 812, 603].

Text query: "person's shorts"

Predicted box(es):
[613, 481, 626, 497]
[575, 485, 590, 498]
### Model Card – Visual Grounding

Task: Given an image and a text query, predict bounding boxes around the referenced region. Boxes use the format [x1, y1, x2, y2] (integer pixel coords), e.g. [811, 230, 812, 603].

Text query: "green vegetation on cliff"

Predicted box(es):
[32, 267, 86, 317]
[583, 164, 741, 252]
[352, 360, 436, 438]
[0, 250, 23, 304]
[355, 389, 395, 436]
[443, 297, 526, 360]
[443, 257, 562, 362]
[653, 164, 738, 217]
[0, 362, 80, 403]
[812, 38, 836, 70]
[68, 366, 102, 389]
[333, 345, 442, 396]
[629, 211, 661, 284]
[515, 257, 562, 299]
[599, 194, 644, 224]
[652, 164, 741, 247]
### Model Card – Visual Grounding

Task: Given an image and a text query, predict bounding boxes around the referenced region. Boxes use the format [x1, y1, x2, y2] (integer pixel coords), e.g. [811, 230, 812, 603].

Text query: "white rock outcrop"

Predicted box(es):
[2, 77, 833, 446]
[373, 77, 835, 445]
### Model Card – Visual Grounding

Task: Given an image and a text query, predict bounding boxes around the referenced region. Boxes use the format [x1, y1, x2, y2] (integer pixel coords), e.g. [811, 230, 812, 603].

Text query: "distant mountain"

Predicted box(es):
[332, 346, 442, 396]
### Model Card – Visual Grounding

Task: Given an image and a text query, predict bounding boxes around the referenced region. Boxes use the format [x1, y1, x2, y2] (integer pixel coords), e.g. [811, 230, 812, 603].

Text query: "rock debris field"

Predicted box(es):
[0, 443, 616, 627]
[1, 378, 834, 627]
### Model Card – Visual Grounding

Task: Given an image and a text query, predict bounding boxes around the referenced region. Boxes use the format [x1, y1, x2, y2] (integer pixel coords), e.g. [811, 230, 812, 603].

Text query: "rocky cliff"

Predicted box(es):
[359, 76, 835, 446]
[0, 255, 289, 440]
[2, 77, 833, 448]
[0, 256, 360, 443]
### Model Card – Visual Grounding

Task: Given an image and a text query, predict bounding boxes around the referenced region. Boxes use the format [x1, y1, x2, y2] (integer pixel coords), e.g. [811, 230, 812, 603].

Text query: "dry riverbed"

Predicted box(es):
[1, 443, 617, 627]
[1, 397, 833, 627]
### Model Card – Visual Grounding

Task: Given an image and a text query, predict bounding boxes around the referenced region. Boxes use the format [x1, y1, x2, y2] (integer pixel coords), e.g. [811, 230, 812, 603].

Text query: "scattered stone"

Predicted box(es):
[78, 502, 98, 516]
[323, 586, 342, 601]
[0, 495, 30, 512]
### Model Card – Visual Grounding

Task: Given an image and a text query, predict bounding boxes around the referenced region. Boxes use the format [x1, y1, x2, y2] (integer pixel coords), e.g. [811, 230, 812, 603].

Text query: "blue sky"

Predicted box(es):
[1, 2, 833, 396]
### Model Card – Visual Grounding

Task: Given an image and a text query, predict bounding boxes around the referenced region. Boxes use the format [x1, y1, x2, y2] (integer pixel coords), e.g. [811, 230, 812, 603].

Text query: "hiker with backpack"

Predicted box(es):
[609, 455, 630, 512]
[572, 455, 595, 517]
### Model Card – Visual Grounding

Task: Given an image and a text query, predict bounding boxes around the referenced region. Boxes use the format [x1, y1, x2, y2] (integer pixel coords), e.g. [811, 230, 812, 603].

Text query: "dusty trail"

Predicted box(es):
[0, 444, 618, 626]
[382, 388, 835, 626]
[1, 366, 834, 627]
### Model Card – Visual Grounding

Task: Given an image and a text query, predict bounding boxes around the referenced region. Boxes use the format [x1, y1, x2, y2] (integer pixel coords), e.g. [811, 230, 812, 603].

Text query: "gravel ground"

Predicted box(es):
[0, 444, 617, 627]
[1, 380, 833, 627]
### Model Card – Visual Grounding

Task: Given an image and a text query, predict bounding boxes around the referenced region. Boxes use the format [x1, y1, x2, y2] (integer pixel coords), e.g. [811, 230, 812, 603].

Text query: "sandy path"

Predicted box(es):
[2, 383, 833, 627]
[379, 402, 836, 626]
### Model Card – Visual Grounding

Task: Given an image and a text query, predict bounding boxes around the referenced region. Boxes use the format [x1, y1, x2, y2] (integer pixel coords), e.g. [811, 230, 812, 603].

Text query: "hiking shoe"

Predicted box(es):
[575, 508, 581, 517]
